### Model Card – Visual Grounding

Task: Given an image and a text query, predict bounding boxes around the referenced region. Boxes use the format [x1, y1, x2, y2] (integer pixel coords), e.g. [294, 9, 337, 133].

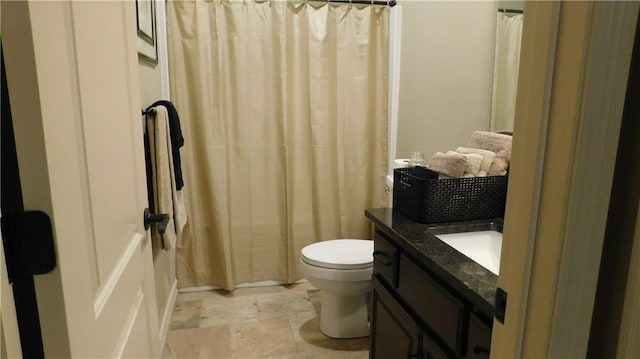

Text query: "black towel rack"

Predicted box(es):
[498, 8, 524, 14]
[142, 108, 156, 116]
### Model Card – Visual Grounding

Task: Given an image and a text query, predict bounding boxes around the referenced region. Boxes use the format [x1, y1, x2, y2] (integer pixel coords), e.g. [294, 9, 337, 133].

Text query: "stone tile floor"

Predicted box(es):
[166, 282, 369, 358]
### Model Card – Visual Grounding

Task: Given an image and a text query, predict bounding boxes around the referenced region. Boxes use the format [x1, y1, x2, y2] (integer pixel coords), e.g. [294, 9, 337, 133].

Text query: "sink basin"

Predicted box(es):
[435, 231, 502, 275]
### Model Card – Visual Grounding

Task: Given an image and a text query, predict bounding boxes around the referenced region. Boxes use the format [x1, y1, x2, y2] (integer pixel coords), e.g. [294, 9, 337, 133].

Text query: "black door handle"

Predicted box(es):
[143, 208, 169, 234]
[373, 250, 393, 266]
[474, 345, 491, 355]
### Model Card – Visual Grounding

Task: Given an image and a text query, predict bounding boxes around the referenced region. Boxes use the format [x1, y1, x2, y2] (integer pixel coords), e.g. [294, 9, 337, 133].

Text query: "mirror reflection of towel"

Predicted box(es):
[427, 151, 467, 178]
[467, 131, 512, 160]
[462, 153, 483, 176]
[456, 147, 496, 176]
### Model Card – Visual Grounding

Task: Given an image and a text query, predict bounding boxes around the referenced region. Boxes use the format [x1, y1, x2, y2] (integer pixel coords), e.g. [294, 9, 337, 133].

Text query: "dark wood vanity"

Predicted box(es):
[366, 208, 499, 359]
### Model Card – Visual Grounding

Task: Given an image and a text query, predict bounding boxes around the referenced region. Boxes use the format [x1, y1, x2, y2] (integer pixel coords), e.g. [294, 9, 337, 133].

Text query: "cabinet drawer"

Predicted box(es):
[373, 231, 398, 288]
[398, 253, 466, 356]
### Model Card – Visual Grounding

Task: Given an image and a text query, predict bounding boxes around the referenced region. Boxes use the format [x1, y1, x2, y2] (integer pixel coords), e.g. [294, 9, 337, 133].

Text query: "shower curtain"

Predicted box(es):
[490, 12, 523, 132]
[166, 0, 389, 289]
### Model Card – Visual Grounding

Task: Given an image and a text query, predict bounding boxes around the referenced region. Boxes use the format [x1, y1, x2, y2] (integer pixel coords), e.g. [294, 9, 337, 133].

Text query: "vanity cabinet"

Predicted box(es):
[371, 279, 449, 359]
[370, 228, 493, 359]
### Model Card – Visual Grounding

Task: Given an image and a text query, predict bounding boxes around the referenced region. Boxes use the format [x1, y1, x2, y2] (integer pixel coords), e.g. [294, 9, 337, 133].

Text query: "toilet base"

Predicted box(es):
[319, 290, 370, 339]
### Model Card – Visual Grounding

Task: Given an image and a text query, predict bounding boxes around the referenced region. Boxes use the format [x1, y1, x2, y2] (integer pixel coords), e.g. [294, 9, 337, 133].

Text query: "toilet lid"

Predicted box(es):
[301, 239, 373, 270]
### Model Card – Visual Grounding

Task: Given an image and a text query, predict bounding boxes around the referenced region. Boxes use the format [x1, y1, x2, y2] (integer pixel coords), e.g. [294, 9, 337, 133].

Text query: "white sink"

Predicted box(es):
[435, 231, 502, 275]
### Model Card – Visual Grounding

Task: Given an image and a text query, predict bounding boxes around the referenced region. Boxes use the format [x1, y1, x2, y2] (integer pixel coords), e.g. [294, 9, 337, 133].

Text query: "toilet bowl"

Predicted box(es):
[299, 239, 374, 339]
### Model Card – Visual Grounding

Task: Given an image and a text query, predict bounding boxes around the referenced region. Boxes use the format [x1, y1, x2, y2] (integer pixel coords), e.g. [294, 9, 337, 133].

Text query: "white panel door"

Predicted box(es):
[2, 1, 160, 358]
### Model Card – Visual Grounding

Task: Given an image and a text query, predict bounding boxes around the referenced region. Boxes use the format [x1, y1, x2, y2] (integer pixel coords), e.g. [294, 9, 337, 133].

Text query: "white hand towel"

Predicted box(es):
[456, 147, 495, 176]
[461, 152, 483, 177]
[468, 131, 512, 160]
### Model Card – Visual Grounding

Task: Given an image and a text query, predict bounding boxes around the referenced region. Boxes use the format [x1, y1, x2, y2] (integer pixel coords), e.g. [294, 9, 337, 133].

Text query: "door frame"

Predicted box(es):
[492, 1, 640, 358]
[1, 239, 22, 359]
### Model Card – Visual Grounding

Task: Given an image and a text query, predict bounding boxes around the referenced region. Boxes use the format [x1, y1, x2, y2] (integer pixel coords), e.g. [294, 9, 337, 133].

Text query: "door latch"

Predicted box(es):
[1, 210, 56, 284]
[495, 287, 508, 324]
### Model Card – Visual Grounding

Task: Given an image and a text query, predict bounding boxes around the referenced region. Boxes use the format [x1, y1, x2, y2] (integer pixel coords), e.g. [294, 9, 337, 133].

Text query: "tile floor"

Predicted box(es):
[166, 282, 369, 359]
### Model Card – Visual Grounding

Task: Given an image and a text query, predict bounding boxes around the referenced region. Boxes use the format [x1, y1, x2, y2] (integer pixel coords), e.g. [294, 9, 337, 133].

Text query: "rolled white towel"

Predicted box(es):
[488, 156, 509, 176]
[427, 151, 467, 178]
[468, 131, 512, 160]
[456, 147, 495, 176]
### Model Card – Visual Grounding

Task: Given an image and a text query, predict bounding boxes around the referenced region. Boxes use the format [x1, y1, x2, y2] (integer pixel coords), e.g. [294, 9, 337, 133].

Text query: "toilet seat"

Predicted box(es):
[301, 239, 373, 270]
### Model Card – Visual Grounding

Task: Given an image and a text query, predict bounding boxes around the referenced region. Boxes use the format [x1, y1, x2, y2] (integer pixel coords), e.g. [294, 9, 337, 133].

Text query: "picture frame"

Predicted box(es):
[136, 0, 158, 65]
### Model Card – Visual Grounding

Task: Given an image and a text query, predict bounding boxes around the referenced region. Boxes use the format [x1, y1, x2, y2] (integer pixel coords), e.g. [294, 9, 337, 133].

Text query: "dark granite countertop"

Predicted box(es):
[365, 208, 499, 318]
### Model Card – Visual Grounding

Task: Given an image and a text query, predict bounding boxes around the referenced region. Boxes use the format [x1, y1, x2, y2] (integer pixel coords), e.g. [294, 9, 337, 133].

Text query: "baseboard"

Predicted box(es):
[178, 279, 308, 293]
[159, 278, 178, 349]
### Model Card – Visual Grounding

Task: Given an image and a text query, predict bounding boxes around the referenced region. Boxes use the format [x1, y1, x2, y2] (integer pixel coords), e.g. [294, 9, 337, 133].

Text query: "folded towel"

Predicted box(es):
[468, 131, 512, 160]
[488, 156, 509, 176]
[427, 151, 467, 178]
[462, 152, 483, 177]
[456, 147, 496, 176]
[496, 148, 512, 161]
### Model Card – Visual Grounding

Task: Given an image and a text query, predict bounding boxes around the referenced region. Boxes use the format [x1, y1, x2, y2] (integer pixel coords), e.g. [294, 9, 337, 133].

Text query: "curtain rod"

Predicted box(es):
[498, 8, 524, 14]
[310, 0, 397, 7]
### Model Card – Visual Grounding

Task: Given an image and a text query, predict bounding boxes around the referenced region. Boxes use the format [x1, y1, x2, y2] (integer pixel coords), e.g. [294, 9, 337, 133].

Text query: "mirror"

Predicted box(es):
[393, 1, 524, 161]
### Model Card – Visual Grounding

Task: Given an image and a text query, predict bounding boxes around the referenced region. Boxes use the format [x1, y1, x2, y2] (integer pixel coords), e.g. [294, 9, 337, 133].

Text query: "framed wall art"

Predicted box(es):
[136, 0, 158, 65]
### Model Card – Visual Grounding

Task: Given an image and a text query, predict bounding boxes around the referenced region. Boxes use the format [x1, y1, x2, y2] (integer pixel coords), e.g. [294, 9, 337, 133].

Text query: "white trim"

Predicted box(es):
[387, 4, 402, 177]
[158, 279, 178, 350]
[155, 0, 170, 100]
[93, 233, 144, 317]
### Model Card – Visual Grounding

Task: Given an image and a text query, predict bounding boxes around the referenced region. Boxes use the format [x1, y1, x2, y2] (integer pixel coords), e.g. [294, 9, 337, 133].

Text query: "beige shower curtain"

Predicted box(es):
[490, 12, 523, 132]
[166, 0, 389, 289]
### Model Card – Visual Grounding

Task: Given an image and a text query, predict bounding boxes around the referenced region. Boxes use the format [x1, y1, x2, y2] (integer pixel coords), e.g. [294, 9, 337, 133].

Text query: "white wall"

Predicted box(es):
[498, 0, 525, 11]
[396, 1, 497, 160]
[137, 0, 176, 340]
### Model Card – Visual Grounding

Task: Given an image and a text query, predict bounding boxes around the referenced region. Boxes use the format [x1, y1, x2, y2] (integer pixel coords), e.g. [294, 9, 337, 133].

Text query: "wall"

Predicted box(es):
[497, 0, 525, 11]
[138, 0, 176, 342]
[395, 1, 497, 160]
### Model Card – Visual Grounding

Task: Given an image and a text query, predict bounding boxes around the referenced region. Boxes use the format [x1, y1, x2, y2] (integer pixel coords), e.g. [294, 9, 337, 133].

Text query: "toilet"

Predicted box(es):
[299, 239, 374, 339]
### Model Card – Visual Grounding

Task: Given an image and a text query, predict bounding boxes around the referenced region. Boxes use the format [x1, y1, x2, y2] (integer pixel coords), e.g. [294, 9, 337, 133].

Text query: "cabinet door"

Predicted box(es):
[422, 333, 450, 359]
[371, 280, 421, 359]
[398, 253, 466, 355]
[466, 314, 492, 358]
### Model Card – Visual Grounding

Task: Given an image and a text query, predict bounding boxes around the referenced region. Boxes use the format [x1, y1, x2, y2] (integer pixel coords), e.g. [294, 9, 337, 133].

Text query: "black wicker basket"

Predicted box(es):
[392, 167, 508, 223]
